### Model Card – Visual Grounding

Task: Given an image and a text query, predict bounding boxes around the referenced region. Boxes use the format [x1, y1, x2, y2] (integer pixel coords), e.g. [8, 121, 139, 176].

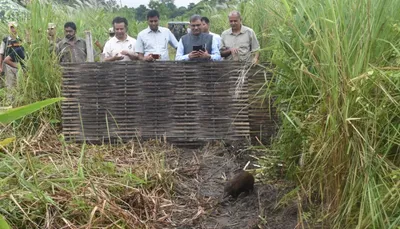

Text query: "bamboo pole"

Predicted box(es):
[85, 31, 94, 62]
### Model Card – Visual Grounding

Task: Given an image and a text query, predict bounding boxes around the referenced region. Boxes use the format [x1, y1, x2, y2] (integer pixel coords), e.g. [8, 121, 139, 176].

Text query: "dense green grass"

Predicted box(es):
[265, 0, 400, 227]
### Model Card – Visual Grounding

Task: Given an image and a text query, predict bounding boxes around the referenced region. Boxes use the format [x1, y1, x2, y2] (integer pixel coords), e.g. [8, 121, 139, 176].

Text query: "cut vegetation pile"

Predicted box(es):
[0, 125, 178, 228]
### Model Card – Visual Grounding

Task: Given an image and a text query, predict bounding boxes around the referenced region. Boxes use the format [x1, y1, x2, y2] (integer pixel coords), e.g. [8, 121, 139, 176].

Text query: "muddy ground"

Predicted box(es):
[167, 143, 299, 229]
[17, 126, 300, 228]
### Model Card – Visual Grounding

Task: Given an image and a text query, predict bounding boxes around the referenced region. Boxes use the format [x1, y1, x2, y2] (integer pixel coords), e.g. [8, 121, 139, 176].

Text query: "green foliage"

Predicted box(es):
[0, 215, 11, 229]
[147, 0, 186, 20]
[266, 0, 400, 227]
[135, 4, 149, 21]
[0, 98, 63, 124]
[0, 0, 146, 134]
[0, 0, 28, 23]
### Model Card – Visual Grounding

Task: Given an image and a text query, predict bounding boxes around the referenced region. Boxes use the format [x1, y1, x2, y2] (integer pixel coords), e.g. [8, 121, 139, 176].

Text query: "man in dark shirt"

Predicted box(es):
[4, 46, 25, 69]
[3, 46, 25, 101]
[0, 21, 24, 96]
[0, 21, 22, 76]
[56, 22, 87, 63]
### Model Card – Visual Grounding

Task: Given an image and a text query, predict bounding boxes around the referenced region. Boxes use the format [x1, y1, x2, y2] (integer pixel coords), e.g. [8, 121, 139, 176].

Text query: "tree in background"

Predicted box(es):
[148, 0, 185, 19]
[171, 6, 186, 19]
[135, 4, 148, 21]
[164, 0, 177, 14]
[187, 3, 196, 10]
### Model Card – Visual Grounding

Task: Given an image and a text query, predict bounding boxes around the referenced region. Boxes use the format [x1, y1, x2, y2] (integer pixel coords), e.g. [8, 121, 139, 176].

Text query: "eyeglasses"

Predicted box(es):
[190, 24, 201, 28]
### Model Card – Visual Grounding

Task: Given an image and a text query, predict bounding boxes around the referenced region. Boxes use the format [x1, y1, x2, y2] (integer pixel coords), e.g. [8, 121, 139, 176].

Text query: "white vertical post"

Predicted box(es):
[85, 30, 94, 62]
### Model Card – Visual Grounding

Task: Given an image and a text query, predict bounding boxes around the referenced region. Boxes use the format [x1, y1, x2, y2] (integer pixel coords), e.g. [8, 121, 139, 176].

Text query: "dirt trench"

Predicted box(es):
[166, 143, 299, 229]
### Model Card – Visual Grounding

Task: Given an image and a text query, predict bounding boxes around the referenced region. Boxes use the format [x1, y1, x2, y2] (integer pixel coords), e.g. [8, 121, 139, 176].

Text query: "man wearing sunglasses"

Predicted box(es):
[175, 15, 221, 61]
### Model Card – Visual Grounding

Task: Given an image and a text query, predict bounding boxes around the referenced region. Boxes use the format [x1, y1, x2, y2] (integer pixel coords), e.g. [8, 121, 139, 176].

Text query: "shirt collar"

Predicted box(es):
[229, 25, 247, 34]
[61, 37, 82, 44]
[146, 27, 161, 33]
[112, 34, 132, 42]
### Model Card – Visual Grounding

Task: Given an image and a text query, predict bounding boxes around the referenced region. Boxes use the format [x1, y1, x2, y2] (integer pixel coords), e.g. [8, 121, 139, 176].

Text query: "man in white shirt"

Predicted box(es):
[135, 10, 178, 61]
[201, 16, 221, 50]
[103, 17, 138, 62]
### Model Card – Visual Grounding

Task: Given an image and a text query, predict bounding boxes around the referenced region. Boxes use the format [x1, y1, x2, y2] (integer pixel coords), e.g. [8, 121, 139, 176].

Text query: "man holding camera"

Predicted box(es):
[136, 10, 178, 61]
[175, 15, 221, 61]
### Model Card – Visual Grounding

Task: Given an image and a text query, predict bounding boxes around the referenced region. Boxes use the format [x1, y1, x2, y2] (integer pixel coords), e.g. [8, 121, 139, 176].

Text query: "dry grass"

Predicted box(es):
[0, 122, 300, 229]
[0, 123, 185, 228]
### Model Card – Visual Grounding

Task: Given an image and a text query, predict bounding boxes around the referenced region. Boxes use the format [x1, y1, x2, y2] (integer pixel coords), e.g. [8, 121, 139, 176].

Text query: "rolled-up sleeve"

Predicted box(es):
[210, 36, 221, 61]
[168, 30, 178, 49]
[175, 39, 189, 61]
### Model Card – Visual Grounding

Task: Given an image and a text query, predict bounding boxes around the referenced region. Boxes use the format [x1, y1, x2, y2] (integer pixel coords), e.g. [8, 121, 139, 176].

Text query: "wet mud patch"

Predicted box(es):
[168, 143, 299, 229]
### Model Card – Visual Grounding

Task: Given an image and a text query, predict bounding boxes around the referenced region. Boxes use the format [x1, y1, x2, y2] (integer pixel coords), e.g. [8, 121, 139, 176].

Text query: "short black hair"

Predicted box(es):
[190, 15, 202, 23]
[112, 17, 128, 27]
[147, 10, 160, 19]
[201, 17, 210, 24]
[64, 22, 77, 31]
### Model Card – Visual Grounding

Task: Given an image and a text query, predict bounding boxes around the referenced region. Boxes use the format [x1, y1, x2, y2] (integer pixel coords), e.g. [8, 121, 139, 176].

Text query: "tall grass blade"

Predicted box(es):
[0, 98, 63, 124]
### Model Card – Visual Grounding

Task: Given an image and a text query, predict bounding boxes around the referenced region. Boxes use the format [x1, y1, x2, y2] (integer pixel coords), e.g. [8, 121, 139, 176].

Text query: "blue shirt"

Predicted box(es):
[175, 34, 221, 61]
[135, 26, 178, 60]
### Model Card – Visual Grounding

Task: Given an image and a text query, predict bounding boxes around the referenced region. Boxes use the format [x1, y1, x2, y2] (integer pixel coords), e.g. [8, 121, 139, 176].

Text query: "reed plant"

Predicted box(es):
[266, 0, 400, 227]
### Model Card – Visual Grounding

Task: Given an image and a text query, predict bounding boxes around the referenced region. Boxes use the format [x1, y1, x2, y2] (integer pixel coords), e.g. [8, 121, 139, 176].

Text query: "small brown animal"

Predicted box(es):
[223, 170, 255, 198]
